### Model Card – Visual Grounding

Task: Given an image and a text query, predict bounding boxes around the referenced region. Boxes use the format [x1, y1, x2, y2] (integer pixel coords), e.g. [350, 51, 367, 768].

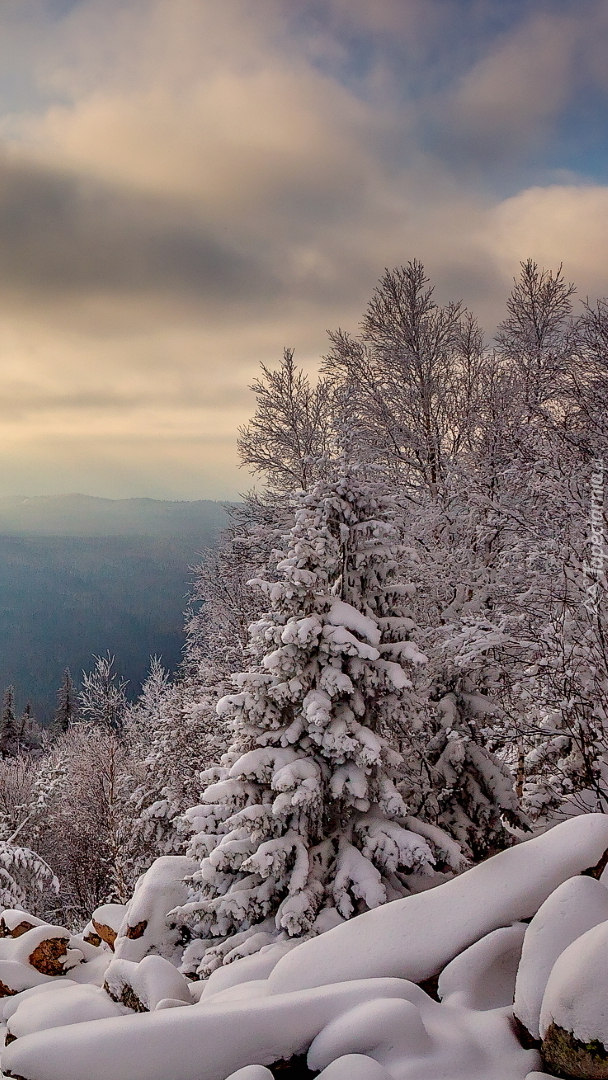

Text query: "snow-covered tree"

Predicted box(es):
[53, 669, 79, 733]
[237, 347, 335, 494]
[0, 686, 20, 758]
[177, 469, 467, 978]
[28, 724, 136, 921]
[0, 756, 59, 912]
[80, 654, 129, 734]
[126, 659, 226, 871]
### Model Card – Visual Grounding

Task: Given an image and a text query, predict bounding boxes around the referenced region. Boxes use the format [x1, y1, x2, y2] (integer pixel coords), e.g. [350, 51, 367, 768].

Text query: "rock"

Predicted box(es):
[542, 1022, 608, 1079]
[88, 904, 128, 951]
[104, 954, 192, 1013]
[540, 921, 608, 1077]
[0, 912, 44, 939]
[0, 925, 83, 987]
[114, 855, 196, 963]
[515, 877, 608, 1041]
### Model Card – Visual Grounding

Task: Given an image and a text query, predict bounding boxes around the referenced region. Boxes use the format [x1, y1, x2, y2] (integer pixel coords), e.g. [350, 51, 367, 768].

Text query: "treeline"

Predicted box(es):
[1, 259, 607, 945]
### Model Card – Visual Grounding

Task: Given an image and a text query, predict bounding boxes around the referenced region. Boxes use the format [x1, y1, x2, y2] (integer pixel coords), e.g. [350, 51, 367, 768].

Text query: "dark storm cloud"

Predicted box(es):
[0, 155, 277, 304]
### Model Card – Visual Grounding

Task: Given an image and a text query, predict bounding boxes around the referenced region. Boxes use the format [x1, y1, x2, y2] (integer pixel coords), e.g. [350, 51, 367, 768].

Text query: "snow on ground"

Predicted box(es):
[2, 977, 540, 1080]
[437, 923, 527, 1011]
[4, 814, 608, 1080]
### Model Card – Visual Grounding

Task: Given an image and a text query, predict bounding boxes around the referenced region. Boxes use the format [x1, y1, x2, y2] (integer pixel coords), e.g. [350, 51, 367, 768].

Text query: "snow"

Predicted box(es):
[6, 816, 608, 1080]
[2, 976, 539, 1080]
[1, 979, 79, 1022]
[540, 918, 608, 1044]
[306, 985, 537, 1080]
[6, 983, 126, 1040]
[104, 955, 192, 1010]
[199, 942, 297, 1001]
[514, 875, 608, 1039]
[437, 923, 527, 1010]
[224, 1068, 275, 1080]
[269, 814, 608, 993]
[314, 1054, 394, 1080]
[0, 923, 82, 973]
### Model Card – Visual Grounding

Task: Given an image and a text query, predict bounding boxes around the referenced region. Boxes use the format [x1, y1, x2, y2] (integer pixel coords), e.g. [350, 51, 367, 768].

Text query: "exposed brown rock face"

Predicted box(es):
[0, 919, 37, 939]
[125, 920, 147, 940]
[83, 931, 102, 947]
[28, 936, 69, 976]
[581, 846, 608, 881]
[103, 978, 147, 1013]
[92, 919, 117, 950]
[0, 980, 17, 998]
[543, 1022, 608, 1078]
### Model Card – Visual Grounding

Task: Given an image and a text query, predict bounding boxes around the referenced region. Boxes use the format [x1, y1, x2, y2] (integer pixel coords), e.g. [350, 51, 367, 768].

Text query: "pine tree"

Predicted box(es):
[53, 669, 78, 733]
[178, 469, 461, 978]
[0, 687, 20, 758]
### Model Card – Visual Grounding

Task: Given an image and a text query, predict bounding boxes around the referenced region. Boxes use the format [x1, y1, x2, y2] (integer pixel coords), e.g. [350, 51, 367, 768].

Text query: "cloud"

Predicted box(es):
[0, 0, 606, 498]
[482, 184, 608, 301]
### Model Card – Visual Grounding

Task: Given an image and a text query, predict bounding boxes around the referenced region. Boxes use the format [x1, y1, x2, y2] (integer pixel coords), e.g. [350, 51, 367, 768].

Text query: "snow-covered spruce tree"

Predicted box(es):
[53, 669, 79, 734]
[178, 470, 465, 978]
[0, 686, 20, 758]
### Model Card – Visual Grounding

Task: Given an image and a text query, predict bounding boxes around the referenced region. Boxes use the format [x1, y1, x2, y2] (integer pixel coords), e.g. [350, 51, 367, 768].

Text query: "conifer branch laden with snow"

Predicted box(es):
[177, 469, 464, 977]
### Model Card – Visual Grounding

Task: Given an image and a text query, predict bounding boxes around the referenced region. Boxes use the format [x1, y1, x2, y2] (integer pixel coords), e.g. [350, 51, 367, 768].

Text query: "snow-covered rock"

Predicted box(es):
[514, 875, 608, 1039]
[1, 976, 540, 1080]
[0, 911, 44, 939]
[86, 903, 128, 950]
[269, 815, 608, 993]
[438, 923, 527, 1010]
[114, 856, 197, 963]
[539, 919, 608, 1076]
[1, 980, 79, 1023]
[0, 924, 83, 992]
[104, 955, 192, 1011]
[6, 983, 126, 1041]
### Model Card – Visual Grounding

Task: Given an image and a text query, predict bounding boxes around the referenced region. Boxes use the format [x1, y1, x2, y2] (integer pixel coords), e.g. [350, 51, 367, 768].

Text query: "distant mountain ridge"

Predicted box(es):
[0, 494, 232, 537]
[0, 495, 233, 720]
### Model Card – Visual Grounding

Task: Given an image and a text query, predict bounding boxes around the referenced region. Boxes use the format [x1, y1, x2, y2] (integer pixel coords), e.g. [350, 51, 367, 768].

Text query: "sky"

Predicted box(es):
[0, 0, 607, 500]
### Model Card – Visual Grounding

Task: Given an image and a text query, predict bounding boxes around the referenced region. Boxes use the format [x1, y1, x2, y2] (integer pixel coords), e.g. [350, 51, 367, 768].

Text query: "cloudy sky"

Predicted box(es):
[0, 0, 607, 499]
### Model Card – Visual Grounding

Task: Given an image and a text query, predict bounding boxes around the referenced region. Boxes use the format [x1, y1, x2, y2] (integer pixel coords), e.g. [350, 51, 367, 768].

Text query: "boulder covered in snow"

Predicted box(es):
[514, 876, 608, 1041]
[0, 924, 83, 995]
[0, 911, 44, 940]
[85, 904, 128, 951]
[114, 856, 197, 964]
[540, 920, 608, 1078]
[104, 955, 192, 1012]
[5, 982, 126, 1043]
